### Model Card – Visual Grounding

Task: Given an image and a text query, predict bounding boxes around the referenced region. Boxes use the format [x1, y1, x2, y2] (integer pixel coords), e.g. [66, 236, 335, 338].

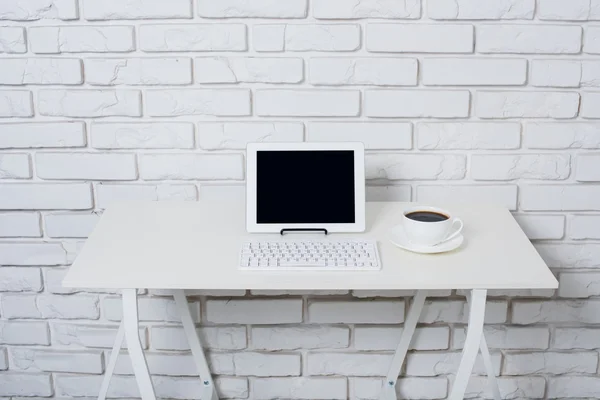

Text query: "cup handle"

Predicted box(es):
[440, 218, 463, 244]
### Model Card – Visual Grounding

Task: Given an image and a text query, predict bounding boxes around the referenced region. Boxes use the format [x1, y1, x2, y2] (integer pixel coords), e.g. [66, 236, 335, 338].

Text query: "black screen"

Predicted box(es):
[256, 150, 355, 224]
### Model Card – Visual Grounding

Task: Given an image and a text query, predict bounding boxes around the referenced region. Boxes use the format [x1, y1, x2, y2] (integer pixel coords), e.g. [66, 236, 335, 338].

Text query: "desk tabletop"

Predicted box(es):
[63, 201, 558, 291]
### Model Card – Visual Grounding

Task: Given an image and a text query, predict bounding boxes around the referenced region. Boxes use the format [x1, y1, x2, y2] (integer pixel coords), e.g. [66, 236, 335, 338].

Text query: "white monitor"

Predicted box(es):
[246, 142, 366, 233]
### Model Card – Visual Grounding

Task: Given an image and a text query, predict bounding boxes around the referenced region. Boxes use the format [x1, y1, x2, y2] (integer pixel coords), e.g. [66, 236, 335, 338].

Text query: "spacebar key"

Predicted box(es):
[279, 260, 327, 267]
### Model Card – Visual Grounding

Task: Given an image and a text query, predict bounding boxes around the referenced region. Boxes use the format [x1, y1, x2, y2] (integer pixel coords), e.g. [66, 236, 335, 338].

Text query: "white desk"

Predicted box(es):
[64, 201, 558, 400]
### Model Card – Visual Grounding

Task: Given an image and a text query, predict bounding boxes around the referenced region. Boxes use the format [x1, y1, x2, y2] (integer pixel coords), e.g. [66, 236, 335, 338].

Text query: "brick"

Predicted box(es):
[151, 326, 246, 350]
[39, 90, 141, 117]
[0, 183, 92, 210]
[0, 347, 5, 370]
[30, 26, 135, 53]
[538, 0, 600, 20]
[417, 185, 518, 210]
[196, 57, 302, 83]
[478, 25, 581, 54]
[420, 300, 507, 324]
[585, 27, 600, 54]
[520, 185, 600, 211]
[531, 59, 581, 88]
[582, 61, 600, 87]
[83, 0, 192, 19]
[96, 183, 197, 208]
[513, 300, 600, 324]
[252, 377, 347, 400]
[104, 297, 199, 322]
[582, 92, 600, 118]
[310, 57, 417, 86]
[308, 122, 411, 150]
[236, 353, 300, 377]
[0, 294, 38, 319]
[366, 154, 466, 180]
[0, 91, 32, 117]
[0, 242, 66, 265]
[559, 271, 600, 298]
[553, 327, 600, 349]
[355, 326, 449, 351]
[314, 0, 420, 18]
[52, 323, 147, 349]
[0, 27, 26, 53]
[256, 90, 360, 117]
[92, 122, 194, 149]
[0, 58, 82, 85]
[10, 348, 103, 373]
[350, 377, 447, 400]
[45, 212, 100, 238]
[282, 24, 360, 51]
[406, 352, 501, 376]
[536, 243, 600, 269]
[140, 24, 247, 52]
[570, 214, 600, 239]
[476, 91, 579, 119]
[308, 300, 404, 323]
[549, 377, 600, 398]
[198, 184, 245, 200]
[198, 122, 303, 150]
[251, 326, 349, 350]
[423, 58, 526, 86]
[0, 154, 31, 178]
[0, 373, 52, 396]
[207, 299, 302, 324]
[0, 267, 42, 292]
[513, 214, 565, 240]
[113, 352, 215, 376]
[45, 268, 117, 295]
[146, 89, 250, 116]
[417, 122, 520, 150]
[139, 154, 243, 180]
[86, 58, 191, 85]
[199, 0, 306, 18]
[365, 90, 470, 118]
[466, 376, 545, 399]
[0, 0, 77, 20]
[37, 295, 100, 319]
[0, 321, 49, 345]
[428, 0, 534, 19]
[0, 213, 41, 237]
[453, 326, 549, 350]
[250, 289, 347, 296]
[523, 122, 600, 149]
[0, 122, 86, 149]
[56, 374, 134, 397]
[36, 153, 137, 180]
[308, 352, 390, 376]
[253, 25, 285, 52]
[367, 24, 473, 53]
[471, 154, 570, 181]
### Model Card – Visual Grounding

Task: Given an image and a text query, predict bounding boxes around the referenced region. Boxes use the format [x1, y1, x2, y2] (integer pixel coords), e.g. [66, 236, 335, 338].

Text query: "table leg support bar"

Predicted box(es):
[379, 290, 428, 400]
[173, 290, 219, 400]
[123, 289, 156, 400]
[449, 289, 488, 400]
[98, 321, 125, 400]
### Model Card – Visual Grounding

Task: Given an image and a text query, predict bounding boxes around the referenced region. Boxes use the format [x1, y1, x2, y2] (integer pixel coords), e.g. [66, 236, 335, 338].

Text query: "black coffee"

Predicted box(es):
[405, 211, 449, 223]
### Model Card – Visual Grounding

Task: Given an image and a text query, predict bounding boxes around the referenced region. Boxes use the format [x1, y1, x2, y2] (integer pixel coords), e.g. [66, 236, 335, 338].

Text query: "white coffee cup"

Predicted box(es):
[402, 206, 463, 247]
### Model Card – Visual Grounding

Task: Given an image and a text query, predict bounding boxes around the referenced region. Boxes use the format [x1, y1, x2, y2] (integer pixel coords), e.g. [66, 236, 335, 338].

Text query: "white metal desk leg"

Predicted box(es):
[122, 289, 156, 400]
[449, 289, 487, 400]
[379, 290, 428, 400]
[173, 290, 219, 400]
[98, 321, 125, 400]
[466, 293, 501, 400]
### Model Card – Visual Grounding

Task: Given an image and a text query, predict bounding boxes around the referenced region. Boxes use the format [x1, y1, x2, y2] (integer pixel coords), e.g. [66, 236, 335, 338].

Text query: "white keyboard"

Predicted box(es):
[239, 240, 381, 271]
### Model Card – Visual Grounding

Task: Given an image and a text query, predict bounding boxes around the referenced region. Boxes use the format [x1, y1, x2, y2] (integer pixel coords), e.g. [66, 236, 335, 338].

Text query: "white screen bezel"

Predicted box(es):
[246, 142, 366, 233]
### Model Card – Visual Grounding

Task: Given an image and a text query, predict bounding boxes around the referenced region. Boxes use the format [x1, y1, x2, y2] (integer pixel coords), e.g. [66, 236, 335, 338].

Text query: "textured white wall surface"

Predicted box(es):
[0, 0, 599, 398]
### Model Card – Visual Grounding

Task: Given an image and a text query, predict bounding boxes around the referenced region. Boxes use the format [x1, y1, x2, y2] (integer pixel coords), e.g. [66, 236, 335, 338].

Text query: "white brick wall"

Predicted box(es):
[1, 1, 599, 399]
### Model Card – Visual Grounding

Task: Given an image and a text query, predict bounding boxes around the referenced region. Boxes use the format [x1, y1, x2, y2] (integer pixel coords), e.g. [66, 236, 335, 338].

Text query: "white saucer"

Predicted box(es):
[389, 223, 464, 254]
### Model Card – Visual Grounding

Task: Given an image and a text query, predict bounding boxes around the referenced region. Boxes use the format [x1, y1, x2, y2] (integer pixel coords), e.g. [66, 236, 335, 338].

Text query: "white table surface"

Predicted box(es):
[63, 201, 558, 291]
